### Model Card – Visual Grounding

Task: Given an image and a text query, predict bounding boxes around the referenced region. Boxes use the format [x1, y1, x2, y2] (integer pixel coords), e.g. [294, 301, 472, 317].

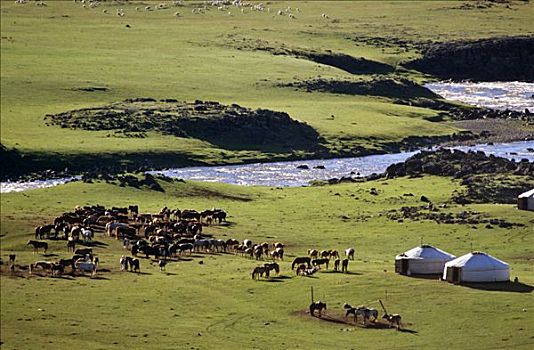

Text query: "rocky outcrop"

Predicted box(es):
[280, 77, 439, 99]
[406, 36, 534, 81]
[44, 99, 325, 153]
[385, 148, 534, 204]
[385, 148, 533, 179]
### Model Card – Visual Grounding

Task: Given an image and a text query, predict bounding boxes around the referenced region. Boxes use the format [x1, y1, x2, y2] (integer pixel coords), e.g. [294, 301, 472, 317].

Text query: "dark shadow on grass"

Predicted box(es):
[163, 272, 177, 275]
[79, 241, 108, 247]
[42, 253, 59, 258]
[256, 278, 284, 283]
[399, 274, 440, 280]
[460, 281, 534, 293]
[272, 275, 292, 280]
[321, 270, 362, 275]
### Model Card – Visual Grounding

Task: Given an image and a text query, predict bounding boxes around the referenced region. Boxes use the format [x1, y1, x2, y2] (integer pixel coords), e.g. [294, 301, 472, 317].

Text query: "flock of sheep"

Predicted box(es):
[14, 0, 332, 21]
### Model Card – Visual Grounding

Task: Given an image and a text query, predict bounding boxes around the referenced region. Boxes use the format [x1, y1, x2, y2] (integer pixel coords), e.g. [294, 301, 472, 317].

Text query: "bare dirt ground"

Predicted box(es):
[449, 119, 534, 145]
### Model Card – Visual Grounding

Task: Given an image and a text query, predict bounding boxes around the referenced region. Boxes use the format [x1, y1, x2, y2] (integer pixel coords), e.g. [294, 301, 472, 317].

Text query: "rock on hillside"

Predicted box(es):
[385, 148, 534, 204]
[44, 99, 325, 153]
[385, 148, 534, 179]
[406, 36, 534, 81]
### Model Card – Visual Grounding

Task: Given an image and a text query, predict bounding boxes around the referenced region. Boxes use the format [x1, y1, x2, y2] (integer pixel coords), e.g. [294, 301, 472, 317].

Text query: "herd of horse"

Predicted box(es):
[19, 203, 405, 330]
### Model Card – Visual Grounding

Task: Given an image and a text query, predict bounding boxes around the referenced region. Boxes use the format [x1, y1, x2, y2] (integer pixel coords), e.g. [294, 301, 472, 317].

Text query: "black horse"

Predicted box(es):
[310, 301, 327, 317]
[291, 257, 311, 270]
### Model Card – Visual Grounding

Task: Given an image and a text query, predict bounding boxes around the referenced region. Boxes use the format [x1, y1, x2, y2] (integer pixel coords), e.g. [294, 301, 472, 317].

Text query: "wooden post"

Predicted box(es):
[379, 299, 388, 315]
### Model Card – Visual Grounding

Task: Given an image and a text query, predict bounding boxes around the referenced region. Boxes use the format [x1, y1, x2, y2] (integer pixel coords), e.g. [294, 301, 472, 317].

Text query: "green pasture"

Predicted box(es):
[1, 176, 533, 349]
[1, 1, 533, 166]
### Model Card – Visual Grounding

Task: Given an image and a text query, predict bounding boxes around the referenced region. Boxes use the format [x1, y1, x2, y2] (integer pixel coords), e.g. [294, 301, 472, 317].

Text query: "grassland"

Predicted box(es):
[2, 1, 534, 172]
[2, 2, 534, 349]
[1, 176, 534, 350]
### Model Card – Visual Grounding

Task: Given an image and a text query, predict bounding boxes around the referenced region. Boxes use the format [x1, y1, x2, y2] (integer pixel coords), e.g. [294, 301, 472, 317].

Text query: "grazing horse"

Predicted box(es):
[274, 247, 284, 260]
[253, 246, 263, 260]
[74, 248, 93, 256]
[320, 250, 330, 259]
[251, 266, 269, 279]
[264, 262, 280, 276]
[8, 254, 16, 266]
[291, 257, 311, 270]
[308, 249, 319, 259]
[27, 240, 48, 254]
[29, 261, 54, 274]
[120, 256, 129, 271]
[81, 228, 93, 242]
[75, 260, 97, 276]
[272, 242, 284, 249]
[309, 301, 327, 317]
[130, 258, 140, 273]
[341, 259, 349, 273]
[158, 259, 167, 271]
[334, 258, 340, 271]
[67, 238, 76, 252]
[345, 248, 355, 260]
[330, 250, 340, 259]
[270, 250, 279, 260]
[383, 313, 402, 329]
[312, 258, 330, 270]
[58, 258, 75, 272]
[51, 263, 64, 276]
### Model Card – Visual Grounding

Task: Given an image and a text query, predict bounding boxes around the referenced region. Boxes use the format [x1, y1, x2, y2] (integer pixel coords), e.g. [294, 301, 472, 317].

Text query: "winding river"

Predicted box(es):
[2, 82, 533, 193]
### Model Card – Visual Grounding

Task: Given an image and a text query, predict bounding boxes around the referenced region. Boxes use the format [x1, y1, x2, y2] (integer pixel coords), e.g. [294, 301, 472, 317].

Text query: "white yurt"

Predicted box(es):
[395, 244, 456, 275]
[443, 251, 510, 283]
[517, 189, 534, 211]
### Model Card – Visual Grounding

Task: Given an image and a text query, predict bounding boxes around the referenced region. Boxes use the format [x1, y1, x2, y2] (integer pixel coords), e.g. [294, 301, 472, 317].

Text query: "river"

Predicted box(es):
[2, 82, 533, 192]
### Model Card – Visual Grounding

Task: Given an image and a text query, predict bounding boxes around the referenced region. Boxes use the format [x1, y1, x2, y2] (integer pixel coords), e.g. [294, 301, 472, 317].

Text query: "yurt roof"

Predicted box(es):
[396, 244, 456, 261]
[518, 188, 534, 198]
[445, 251, 509, 270]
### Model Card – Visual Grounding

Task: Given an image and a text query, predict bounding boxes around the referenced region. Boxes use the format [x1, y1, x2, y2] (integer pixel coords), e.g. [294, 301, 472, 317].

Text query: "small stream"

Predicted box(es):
[2, 82, 533, 193]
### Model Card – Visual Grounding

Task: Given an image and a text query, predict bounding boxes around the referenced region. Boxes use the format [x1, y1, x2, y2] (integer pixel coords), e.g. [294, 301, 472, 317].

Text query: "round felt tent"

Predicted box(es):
[443, 251, 509, 283]
[395, 244, 455, 275]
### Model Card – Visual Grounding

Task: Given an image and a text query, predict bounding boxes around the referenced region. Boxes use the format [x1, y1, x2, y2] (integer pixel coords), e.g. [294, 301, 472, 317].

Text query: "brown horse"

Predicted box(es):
[312, 258, 330, 270]
[251, 266, 269, 279]
[334, 258, 340, 271]
[341, 258, 349, 273]
[27, 240, 48, 254]
[264, 262, 280, 276]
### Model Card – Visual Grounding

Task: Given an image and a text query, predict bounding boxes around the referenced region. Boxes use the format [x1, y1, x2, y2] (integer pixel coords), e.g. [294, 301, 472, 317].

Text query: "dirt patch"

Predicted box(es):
[406, 36, 534, 81]
[451, 119, 534, 145]
[291, 309, 413, 331]
[44, 99, 325, 153]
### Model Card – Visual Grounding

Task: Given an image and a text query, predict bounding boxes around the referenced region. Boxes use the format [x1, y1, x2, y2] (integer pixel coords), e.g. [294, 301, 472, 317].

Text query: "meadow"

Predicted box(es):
[2, 1, 534, 349]
[1, 176, 534, 350]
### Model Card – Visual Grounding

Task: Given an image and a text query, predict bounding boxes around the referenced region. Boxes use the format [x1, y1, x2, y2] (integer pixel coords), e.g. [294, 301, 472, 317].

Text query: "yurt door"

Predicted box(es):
[396, 259, 409, 274]
[452, 267, 461, 283]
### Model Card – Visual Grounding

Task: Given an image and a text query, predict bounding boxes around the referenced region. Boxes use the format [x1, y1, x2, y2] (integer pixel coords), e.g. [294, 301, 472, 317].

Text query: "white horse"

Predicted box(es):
[75, 259, 97, 276]
[81, 228, 93, 242]
[106, 221, 128, 236]
[345, 247, 355, 260]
